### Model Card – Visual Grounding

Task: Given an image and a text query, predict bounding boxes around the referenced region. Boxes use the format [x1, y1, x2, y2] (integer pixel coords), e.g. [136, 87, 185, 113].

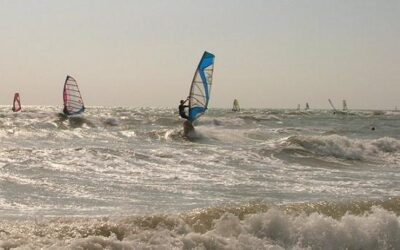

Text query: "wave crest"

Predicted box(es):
[288, 135, 400, 161]
[1, 202, 400, 249]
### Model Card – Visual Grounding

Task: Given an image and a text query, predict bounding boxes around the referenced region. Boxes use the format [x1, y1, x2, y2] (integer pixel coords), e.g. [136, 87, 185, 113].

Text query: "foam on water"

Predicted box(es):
[0, 201, 400, 249]
[1, 106, 400, 247]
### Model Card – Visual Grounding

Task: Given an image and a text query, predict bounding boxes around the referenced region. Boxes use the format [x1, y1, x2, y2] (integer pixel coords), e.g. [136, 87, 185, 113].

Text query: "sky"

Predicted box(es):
[0, 0, 399, 109]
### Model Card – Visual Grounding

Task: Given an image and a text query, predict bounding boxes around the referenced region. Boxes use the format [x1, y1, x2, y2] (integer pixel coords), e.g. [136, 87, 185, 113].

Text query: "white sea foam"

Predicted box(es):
[1, 106, 400, 242]
[0, 207, 398, 249]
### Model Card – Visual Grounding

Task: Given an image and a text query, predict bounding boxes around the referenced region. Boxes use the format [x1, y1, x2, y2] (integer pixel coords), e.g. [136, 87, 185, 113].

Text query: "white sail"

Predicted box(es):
[328, 99, 337, 111]
[232, 99, 240, 111]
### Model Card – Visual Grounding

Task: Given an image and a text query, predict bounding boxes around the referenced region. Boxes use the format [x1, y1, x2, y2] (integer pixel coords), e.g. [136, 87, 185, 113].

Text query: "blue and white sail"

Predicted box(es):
[188, 51, 215, 123]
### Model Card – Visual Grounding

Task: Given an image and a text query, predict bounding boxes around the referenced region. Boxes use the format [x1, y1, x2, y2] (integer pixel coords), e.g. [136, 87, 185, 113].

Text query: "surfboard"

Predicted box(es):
[183, 120, 195, 135]
[183, 51, 215, 134]
[12, 93, 21, 112]
[62, 75, 85, 116]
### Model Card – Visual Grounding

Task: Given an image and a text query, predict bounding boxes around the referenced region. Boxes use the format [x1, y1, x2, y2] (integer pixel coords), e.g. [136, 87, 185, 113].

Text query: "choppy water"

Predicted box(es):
[1, 106, 400, 249]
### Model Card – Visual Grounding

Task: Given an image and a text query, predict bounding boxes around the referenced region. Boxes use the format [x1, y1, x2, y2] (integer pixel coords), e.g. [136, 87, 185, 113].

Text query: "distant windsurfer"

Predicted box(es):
[179, 98, 189, 120]
[12, 93, 21, 112]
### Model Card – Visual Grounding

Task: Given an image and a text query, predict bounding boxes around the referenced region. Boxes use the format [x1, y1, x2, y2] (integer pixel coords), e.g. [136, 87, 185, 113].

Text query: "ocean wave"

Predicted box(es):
[287, 135, 400, 161]
[0, 199, 399, 249]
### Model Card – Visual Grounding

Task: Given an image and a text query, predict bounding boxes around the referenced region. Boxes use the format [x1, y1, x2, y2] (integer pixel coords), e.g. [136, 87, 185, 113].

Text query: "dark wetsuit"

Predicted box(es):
[179, 104, 189, 119]
[63, 106, 70, 115]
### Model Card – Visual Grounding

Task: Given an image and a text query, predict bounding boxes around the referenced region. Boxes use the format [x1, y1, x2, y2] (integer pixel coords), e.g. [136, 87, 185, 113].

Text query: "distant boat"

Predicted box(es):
[12, 93, 21, 112]
[183, 51, 215, 135]
[232, 99, 240, 112]
[62, 75, 85, 116]
[305, 102, 310, 110]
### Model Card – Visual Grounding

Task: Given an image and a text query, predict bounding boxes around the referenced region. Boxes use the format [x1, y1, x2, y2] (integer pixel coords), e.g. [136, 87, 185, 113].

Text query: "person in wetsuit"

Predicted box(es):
[63, 106, 70, 115]
[179, 98, 189, 119]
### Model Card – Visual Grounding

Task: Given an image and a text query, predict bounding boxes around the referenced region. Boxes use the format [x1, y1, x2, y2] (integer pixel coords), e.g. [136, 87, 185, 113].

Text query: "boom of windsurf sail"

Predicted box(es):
[188, 51, 215, 123]
[12, 93, 21, 112]
[232, 99, 240, 111]
[63, 75, 85, 115]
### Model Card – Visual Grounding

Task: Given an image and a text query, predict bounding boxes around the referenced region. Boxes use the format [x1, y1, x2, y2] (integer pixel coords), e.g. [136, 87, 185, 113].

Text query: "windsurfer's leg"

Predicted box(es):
[183, 120, 195, 136]
[179, 112, 189, 120]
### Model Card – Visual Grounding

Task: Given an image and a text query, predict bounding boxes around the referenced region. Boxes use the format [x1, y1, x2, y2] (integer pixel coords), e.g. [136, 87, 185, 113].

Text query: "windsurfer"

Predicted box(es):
[12, 93, 21, 112]
[179, 98, 189, 119]
[63, 106, 70, 115]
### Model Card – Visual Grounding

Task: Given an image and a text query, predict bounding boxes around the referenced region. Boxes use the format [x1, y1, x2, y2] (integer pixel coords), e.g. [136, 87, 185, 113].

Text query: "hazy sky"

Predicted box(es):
[0, 0, 399, 109]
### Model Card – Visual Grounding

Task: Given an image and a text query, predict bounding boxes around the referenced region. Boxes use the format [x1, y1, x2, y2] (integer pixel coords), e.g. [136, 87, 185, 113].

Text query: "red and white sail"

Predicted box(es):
[12, 93, 21, 112]
[63, 75, 85, 115]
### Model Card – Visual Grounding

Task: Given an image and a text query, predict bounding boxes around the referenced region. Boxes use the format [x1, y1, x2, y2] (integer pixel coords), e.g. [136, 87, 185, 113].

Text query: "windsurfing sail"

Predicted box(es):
[342, 100, 348, 111]
[187, 51, 215, 123]
[63, 75, 85, 115]
[305, 102, 310, 110]
[232, 99, 240, 111]
[328, 99, 337, 111]
[12, 93, 21, 112]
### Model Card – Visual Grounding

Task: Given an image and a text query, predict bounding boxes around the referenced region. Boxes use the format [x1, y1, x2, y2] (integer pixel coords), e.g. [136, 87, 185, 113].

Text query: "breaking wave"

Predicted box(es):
[287, 135, 400, 161]
[1, 199, 400, 249]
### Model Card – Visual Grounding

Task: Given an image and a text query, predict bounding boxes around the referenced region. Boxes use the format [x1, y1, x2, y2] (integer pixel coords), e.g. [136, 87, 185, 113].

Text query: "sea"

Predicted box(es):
[0, 106, 400, 249]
